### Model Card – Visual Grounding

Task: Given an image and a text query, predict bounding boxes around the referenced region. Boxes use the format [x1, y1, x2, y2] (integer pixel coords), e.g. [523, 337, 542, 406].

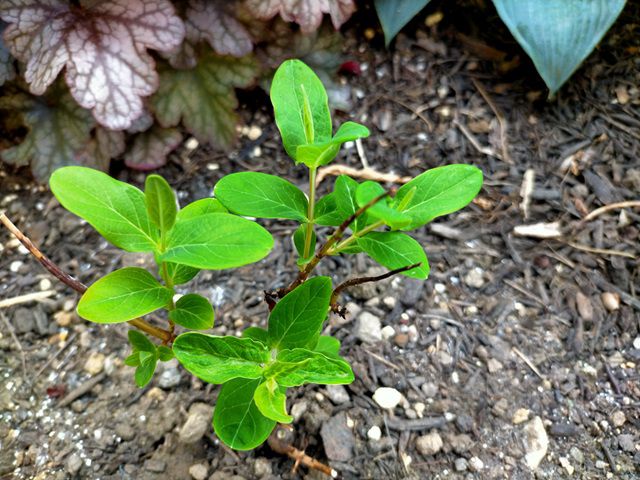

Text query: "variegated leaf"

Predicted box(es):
[186, 0, 252, 57]
[0, 0, 185, 129]
[245, 0, 356, 33]
[0, 21, 16, 86]
[125, 126, 182, 170]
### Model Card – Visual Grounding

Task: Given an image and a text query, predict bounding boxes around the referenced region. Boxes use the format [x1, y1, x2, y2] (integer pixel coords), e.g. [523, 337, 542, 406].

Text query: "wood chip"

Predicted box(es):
[513, 222, 562, 239]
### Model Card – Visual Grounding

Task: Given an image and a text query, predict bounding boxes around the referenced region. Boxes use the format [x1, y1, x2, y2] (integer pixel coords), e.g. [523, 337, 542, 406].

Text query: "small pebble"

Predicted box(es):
[421, 382, 438, 398]
[381, 325, 395, 340]
[559, 456, 574, 475]
[65, 453, 83, 475]
[373, 387, 402, 409]
[595, 460, 608, 469]
[601, 292, 620, 311]
[463, 267, 485, 288]
[512, 408, 530, 425]
[9, 260, 23, 272]
[39, 278, 52, 290]
[415, 432, 443, 455]
[179, 403, 212, 444]
[325, 385, 350, 404]
[469, 456, 484, 472]
[382, 296, 396, 308]
[633, 336, 640, 349]
[158, 366, 181, 389]
[394, 333, 409, 347]
[436, 350, 454, 367]
[188, 463, 208, 480]
[487, 358, 502, 373]
[570, 446, 584, 464]
[83, 352, 105, 375]
[610, 411, 626, 427]
[253, 457, 272, 477]
[454, 457, 468, 472]
[355, 312, 382, 343]
[145, 459, 166, 473]
[367, 425, 382, 441]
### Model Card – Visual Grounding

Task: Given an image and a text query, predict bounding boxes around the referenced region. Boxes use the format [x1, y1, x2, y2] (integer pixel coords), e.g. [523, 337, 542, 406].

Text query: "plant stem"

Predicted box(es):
[0, 212, 174, 344]
[303, 167, 317, 260]
[328, 219, 385, 254]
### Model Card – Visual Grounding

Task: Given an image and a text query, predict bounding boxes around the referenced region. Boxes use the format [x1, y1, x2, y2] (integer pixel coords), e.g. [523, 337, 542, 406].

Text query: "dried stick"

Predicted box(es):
[280, 190, 391, 297]
[1, 212, 173, 344]
[583, 200, 640, 222]
[0, 290, 56, 309]
[330, 263, 422, 315]
[316, 164, 411, 187]
[472, 78, 513, 164]
[268, 426, 338, 478]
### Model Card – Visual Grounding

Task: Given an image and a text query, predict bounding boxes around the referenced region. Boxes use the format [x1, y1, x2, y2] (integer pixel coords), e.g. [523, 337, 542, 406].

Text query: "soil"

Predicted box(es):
[1, 3, 639, 479]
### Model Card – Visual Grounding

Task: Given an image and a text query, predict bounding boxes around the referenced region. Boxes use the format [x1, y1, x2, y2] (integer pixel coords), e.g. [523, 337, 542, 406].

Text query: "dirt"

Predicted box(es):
[1, 3, 639, 479]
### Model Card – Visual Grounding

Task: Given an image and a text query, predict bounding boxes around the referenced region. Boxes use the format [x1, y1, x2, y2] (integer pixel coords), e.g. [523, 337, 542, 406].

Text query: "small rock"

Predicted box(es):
[325, 385, 350, 404]
[115, 423, 136, 441]
[454, 457, 468, 472]
[487, 358, 502, 373]
[381, 325, 395, 340]
[145, 459, 166, 473]
[455, 414, 474, 433]
[84, 352, 105, 375]
[463, 267, 485, 288]
[559, 456, 574, 475]
[179, 403, 212, 444]
[512, 408, 530, 425]
[633, 336, 640, 349]
[610, 411, 626, 427]
[618, 434, 635, 453]
[367, 425, 382, 441]
[253, 457, 272, 478]
[416, 432, 443, 455]
[601, 292, 620, 311]
[189, 463, 208, 480]
[320, 412, 355, 461]
[54, 311, 74, 327]
[9, 260, 23, 272]
[158, 366, 181, 389]
[39, 278, 52, 291]
[421, 382, 438, 398]
[13, 308, 35, 334]
[355, 312, 382, 343]
[450, 433, 474, 454]
[65, 453, 82, 475]
[469, 456, 484, 472]
[595, 460, 607, 469]
[569, 446, 584, 464]
[373, 387, 402, 409]
[523, 416, 548, 470]
[382, 296, 396, 308]
[291, 401, 307, 422]
[394, 333, 409, 347]
[436, 350, 454, 367]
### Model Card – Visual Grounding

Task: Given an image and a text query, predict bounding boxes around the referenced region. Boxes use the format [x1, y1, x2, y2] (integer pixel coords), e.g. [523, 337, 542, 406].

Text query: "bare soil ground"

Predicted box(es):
[1, 3, 639, 479]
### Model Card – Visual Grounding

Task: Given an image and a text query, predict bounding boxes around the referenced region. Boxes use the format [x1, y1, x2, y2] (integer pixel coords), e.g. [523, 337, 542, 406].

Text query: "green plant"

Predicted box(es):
[374, 0, 627, 95]
[6, 59, 482, 453]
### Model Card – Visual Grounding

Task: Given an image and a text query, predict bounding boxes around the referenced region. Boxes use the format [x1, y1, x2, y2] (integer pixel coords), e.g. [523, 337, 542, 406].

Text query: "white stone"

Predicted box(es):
[469, 457, 484, 471]
[633, 337, 640, 349]
[9, 260, 22, 273]
[523, 416, 548, 470]
[611, 411, 626, 427]
[326, 385, 350, 404]
[382, 296, 396, 308]
[84, 352, 105, 375]
[464, 267, 485, 288]
[559, 456, 574, 475]
[355, 312, 382, 343]
[188, 463, 208, 480]
[367, 425, 382, 441]
[487, 358, 503, 373]
[179, 403, 212, 444]
[39, 278, 52, 291]
[373, 387, 402, 409]
[415, 432, 443, 455]
[381, 325, 396, 340]
[512, 408, 530, 425]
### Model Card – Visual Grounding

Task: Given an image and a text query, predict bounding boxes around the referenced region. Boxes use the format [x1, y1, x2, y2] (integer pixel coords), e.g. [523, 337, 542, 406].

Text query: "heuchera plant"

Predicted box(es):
[41, 59, 483, 451]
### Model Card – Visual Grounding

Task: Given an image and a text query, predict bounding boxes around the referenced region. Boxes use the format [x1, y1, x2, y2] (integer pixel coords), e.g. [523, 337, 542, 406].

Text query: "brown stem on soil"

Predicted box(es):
[268, 426, 338, 478]
[329, 262, 422, 316]
[1, 212, 174, 344]
[278, 189, 393, 299]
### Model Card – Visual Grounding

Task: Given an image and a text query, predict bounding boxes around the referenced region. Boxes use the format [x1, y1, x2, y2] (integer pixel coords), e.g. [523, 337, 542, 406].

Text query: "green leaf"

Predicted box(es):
[293, 122, 370, 168]
[357, 232, 429, 279]
[172, 332, 269, 384]
[332, 121, 370, 144]
[145, 174, 177, 234]
[254, 378, 292, 423]
[394, 164, 483, 230]
[492, 0, 626, 95]
[268, 277, 332, 350]
[169, 294, 214, 330]
[128, 330, 156, 353]
[214, 172, 308, 221]
[164, 263, 200, 286]
[315, 336, 341, 357]
[293, 224, 316, 263]
[50, 167, 159, 252]
[271, 59, 332, 162]
[213, 378, 276, 450]
[242, 327, 269, 344]
[334, 175, 369, 231]
[151, 50, 257, 148]
[160, 214, 273, 270]
[374, 0, 432, 46]
[158, 345, 175, 362]
[176, 198, 227, 222]
[274, 348, 354, 386]
[356, 181, 411, 229]
[124, 353, 140, 367]
[77, 268, 173, 323]
[135, 350, 159, 388]
[314, 193, 345, 226]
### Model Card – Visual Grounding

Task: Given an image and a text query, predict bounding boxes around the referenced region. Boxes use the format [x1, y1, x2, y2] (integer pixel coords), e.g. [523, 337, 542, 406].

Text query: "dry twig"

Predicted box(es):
[583, 200, 640, 222]
[0, 290, 56, 309]
[268, 426, 338, 478]
[316, 164, 411, 186]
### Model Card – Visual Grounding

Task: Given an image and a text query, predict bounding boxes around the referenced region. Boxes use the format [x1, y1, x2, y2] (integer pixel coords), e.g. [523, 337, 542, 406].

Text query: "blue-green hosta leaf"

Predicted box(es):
[176, 198, 227, 222]
[356, 181, 411, 229]
[374, 0, 432, 46]
[172, 333, 269, 384]
[160, 213, 273, 270]
[270, 59, 332, 162]
[273, 348, 354, 386]
[50, 166, 159, 252]
[144, 174, 177, 234]
[214, 172, 308, 221]
[169, 294, 214, 330]
[268, 277, 332, 350]
[254, 378, 292, 423]
[492, 0, 626, 95]
[394, 164, 483, 230]
[213, 378, 276, 450]
[151, 50, 257, 148]
[357, 232, 429, 279]
[77, 267, 173, 323]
